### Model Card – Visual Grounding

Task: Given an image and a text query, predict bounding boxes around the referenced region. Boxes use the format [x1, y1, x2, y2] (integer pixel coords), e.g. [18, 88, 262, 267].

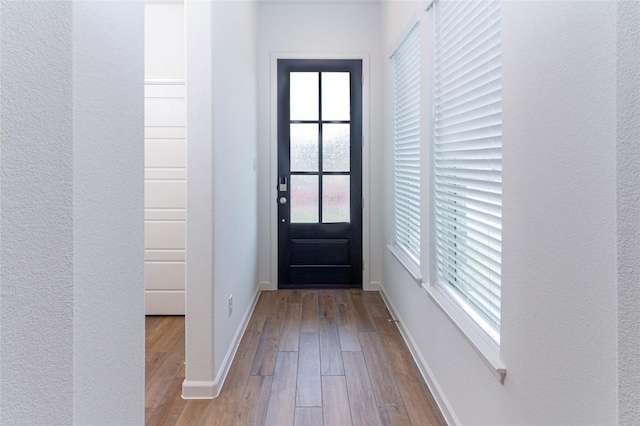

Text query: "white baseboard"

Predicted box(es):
[181, 380, 216, 399]
[365, 281, 381, 291]
[181, 284, 262, 400]
[216, 284, 263, 396]
[145, 290, 185, 315]
[378, 284, 460, 426]
[259, 281, 274, 291]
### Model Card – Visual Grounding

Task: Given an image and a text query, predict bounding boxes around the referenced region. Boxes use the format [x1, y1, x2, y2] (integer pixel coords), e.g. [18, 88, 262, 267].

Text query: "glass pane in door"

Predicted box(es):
[321, 72, 350, 121]
[290, 124, 319, 171]
[291, 175, 319, 223]
[322, 175, 350, 223]
[322, 124, 350, 172]
[290, 72, 319, 121]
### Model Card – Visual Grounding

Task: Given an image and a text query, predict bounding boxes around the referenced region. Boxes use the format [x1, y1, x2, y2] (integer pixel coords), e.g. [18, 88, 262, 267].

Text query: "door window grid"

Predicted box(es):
[290, 71, 351, 224]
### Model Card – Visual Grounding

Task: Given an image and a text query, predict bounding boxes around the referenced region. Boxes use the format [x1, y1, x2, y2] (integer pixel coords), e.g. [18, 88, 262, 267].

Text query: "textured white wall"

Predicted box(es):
[1, 3, 74, 423]
[617, 1, 640, 424]
[380, 1, 620, 424]
[256, 2, 383, 289]
[72, 1, 144, 423]
[0, 1, 144, 424]
[184, 0, 259, 396]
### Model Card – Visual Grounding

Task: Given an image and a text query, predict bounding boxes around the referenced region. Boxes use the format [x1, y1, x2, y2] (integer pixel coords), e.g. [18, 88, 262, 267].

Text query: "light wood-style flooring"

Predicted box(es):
[145, 290, 444, 425]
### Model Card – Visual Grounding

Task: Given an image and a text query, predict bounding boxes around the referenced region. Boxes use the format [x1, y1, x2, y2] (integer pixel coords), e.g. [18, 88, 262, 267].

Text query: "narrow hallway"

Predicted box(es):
[145, 290, 443, 425]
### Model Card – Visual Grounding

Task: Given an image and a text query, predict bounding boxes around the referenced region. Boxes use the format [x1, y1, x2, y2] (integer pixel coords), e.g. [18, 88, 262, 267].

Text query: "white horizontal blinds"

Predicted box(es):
[393, 23, 421, 264]
[433, 0, 502, 344]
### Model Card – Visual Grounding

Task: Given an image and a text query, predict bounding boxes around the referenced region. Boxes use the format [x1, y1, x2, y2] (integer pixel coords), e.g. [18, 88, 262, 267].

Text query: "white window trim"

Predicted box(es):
[388, 244, 423, 284]
[424, 0, 506, 384]
[424, 281, 506, 384]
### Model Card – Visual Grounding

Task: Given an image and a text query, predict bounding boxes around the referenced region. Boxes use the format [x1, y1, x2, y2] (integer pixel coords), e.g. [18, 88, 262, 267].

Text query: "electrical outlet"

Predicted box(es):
[228, 295, 233, 317]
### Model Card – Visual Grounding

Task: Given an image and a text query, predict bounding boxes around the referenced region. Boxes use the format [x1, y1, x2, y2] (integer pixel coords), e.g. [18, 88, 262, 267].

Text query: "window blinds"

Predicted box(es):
[393, 23, 421, 264]
[433, 0, 502, 344]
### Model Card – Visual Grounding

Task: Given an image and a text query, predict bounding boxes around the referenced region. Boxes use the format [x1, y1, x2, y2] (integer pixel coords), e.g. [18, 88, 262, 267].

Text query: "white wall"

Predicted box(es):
[1, 1, 144, 424]
[256, 2, 383, 289]
[380, 1, 621, 424]
[617, 1, 640, 423]
[184, 0, 259, 398]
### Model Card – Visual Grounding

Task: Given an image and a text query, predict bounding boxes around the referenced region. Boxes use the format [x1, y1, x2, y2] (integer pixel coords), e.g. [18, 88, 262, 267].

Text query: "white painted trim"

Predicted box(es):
[181, 380, 216, 399]
[214, 286, 262, 397]
[424, 282, 506, 384]
[366, 281, 381, 291]
[145, 290, 185, 315]
[182, 286, 262, 400]
[144, 78, 185, 85]
[259, 281, 274, 291]
[378, 285, 460, 426]
[387, 9, 423, 58]
[388, 244, 423, 284]
[269, 52, 372, 290]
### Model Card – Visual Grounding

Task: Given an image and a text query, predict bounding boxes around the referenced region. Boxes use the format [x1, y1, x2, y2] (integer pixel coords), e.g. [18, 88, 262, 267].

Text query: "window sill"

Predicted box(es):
[423, 282, 507, 384]
[387, 244, 423, 284]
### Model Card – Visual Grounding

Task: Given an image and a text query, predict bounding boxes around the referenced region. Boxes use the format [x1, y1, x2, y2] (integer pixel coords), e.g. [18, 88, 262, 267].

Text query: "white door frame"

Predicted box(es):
[269, 52, 373, 291]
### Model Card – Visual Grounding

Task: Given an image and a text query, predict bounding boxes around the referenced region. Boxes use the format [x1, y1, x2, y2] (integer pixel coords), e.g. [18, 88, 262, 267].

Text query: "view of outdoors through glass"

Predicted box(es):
[289, 72, 351, 224]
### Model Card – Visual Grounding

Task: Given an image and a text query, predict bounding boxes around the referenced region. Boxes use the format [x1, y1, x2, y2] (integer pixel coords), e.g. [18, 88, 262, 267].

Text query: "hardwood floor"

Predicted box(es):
[145, 290, 444, 426]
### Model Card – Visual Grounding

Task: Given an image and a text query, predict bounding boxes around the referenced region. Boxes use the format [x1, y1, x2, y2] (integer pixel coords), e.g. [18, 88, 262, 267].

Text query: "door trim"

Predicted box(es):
[269, 52, 371, 291]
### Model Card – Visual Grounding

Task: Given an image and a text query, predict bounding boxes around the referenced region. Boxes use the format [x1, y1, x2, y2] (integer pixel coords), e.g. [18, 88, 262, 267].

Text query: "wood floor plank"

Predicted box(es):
[176, 400, 211, 426]
[395, 374, 441, 426]
[361, 291, 391, 318]
[372, 317, 416, 376]
[296, 332, 322, 407]
[145, 335, 185, 409]
[379, 406, 412, 426]
[250, 316, 282, 376]
[287, 289, 303, 304]
[266, 291, 288, 318]
[216, 330, 261, 405]
[145, 375, 187, 426]
[358, 332, 403, 407]
[279, 303, 302, 352]
[265, 351, 299, 426]
[342, 351, 382, 426]
[247, 292, 271, 332]
[318, 317, 344, 376]
[237, 375, 273, 426]
[146, 350, 168, 380]
[149, 316, 185, 353]
[332, 290, 350, 305]
[322, 376, 352, 426]
[146, 316, 175, 350]
[294, 407, 323, 426]
[337, 304, 361, 352]
[203, 403, 238, 426]
[318, 290, 335, 317]
[146, 315, 162, 331]
[301, 291, 319, 332]
[348, 291, 376, 332]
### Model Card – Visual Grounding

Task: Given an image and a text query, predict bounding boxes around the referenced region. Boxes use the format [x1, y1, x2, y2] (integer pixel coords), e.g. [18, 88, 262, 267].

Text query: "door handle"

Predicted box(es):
[279, 197, 287, 205]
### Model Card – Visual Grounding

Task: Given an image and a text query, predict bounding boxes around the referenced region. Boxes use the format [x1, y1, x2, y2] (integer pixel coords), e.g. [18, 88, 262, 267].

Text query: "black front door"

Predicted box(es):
[277, 59, 363, 289]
